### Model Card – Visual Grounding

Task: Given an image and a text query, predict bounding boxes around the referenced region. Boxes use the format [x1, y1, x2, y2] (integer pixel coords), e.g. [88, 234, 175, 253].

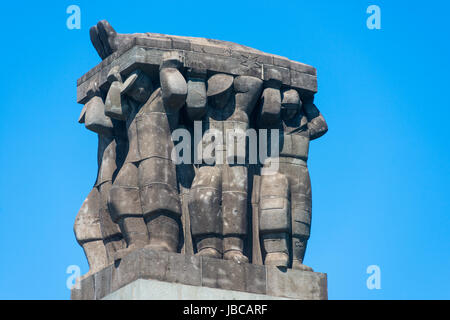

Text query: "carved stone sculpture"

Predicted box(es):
[74, 81, 126, 276]
[188, 73, 262, 263]
[104, 53, 187, 260]
[73, 20, 327, 287]
[258, 91, 327, 270]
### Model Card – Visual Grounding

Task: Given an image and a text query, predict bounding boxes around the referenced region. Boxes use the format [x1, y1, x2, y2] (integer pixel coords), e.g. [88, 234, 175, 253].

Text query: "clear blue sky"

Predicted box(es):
[0, 0, 448, 300]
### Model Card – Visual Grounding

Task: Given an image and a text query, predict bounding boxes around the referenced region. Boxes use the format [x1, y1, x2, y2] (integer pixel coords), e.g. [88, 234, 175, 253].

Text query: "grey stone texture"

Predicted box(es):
[71, 247, 327, 300]
[77, 21, 317, 105]
[73, 20, 328, 296]
[74, 89, 127, 275]
[102, 279, 291, 300]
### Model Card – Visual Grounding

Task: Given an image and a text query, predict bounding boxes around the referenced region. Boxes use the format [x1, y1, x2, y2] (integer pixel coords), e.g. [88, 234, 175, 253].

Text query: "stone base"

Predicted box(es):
[71, 247, 327, 300]
[103, 279, 292, 300]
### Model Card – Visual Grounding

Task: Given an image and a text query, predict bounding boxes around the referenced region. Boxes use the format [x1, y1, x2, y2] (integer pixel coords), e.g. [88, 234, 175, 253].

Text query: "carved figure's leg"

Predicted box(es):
[139, 157, 181, 252]
[74, 188, 108, 277]
[189, 166, 223, 258]
[259, 172, 290, 267]
[108, 162, 148, 260]
[222, 164, 249, 263]
[289, 163, 313, 272]
[98, 181, 125, 264]
[177, 163, 195, 256]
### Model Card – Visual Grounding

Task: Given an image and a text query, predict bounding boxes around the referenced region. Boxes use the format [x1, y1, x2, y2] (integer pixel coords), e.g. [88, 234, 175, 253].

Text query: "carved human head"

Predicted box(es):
[281, 89, 301, 120]
[124, 70, 153, 103]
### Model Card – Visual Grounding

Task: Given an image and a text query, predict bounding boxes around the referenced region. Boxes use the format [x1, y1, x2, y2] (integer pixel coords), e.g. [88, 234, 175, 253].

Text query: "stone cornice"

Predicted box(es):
[77, 36, 317, 104]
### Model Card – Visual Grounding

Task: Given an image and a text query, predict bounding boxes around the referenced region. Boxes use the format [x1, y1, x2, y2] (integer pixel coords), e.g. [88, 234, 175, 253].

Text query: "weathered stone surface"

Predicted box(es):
[259, 173, 290, 234]
[82, 275, 96, 300]
[189, 71, 265, 264]
[71, 274, 94, 300]
[201, 256, 247, 292]
[266, 266, 328, 300]
[103, 279, 289, 300]
[77, 22, 317, 104]
[160, 52, 188, 109]
[73, 20, 329, 298]
[243, 263, 267, 294]
[110, 249, 141, 292]
[291, 70, 318, 93]
[72, 248, 327, 300]
[259, 85, 282, 128]
[94, 264, 112, 299]
[73, 188, 109, 276]
[84, 97, 114, 136]
[186, 68, 207, 120]
[138, 249, 171, 282]
[166, 253, 201, 286]
[77, 46, 318, 104]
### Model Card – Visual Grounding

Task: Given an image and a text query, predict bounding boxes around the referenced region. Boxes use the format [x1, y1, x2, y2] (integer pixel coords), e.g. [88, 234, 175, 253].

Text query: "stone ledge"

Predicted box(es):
[77, 38, 318, 104]
[71, 247, 327, 300]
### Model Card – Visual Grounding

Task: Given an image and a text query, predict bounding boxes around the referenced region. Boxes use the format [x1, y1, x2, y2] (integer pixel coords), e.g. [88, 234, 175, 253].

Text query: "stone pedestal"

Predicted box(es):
[71, 247, 327, 300]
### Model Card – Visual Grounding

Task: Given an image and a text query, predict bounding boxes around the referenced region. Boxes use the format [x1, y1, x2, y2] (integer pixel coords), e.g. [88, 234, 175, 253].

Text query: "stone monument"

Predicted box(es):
[72, 20, 328, 300]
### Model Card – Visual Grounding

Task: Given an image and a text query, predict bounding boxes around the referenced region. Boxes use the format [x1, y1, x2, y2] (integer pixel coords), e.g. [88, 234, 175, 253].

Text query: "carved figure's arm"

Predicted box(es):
[258, 70, 282, 129]
[186, 68, 207, 121]
[160, 52, 188, 113]
[104, 67, 132, 121]
[303, 98, 328, 140]
[83, 81, 114, 136]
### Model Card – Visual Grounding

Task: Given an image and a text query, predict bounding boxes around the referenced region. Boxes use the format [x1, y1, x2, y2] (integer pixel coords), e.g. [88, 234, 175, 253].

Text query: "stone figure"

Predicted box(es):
[105, 52, 187, 259]
[258, 90, 327, 270]
[74, 81, 126, 277]
[188, 73, 262, 263]
[177, 67, 206, 255]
